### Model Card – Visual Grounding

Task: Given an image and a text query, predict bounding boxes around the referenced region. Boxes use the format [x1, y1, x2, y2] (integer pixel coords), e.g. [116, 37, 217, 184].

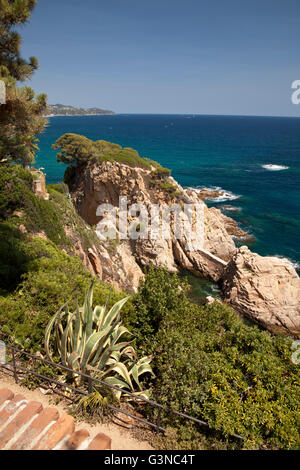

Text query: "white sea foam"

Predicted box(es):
[261, 164, 289, 171]
[219, 205, 242, 213]
[210, 192, 241, 202]
[187, 186, 241, 202]
[273, 255, 300, 270]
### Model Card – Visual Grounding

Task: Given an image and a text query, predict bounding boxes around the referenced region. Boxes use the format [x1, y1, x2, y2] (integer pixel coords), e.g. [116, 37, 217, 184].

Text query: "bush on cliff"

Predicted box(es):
[125, 267, 300, 450]
[53, 133, 166, 170]
[0, 164, 67, 245]
[0, 164, 33, 216]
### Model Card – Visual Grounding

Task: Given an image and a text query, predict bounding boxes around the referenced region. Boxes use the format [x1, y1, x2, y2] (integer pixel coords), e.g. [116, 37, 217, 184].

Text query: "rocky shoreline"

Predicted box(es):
[188, 187, 233, 201]
[186, 187, 255, 242]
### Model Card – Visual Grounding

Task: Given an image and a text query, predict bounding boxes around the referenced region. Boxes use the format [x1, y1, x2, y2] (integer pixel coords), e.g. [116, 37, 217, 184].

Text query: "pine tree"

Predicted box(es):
[0, 0, 47, 168]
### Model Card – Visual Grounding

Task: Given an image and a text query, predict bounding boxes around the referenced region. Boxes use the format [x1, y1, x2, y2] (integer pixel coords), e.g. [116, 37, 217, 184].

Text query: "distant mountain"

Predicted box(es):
[45, 104, 115, 116]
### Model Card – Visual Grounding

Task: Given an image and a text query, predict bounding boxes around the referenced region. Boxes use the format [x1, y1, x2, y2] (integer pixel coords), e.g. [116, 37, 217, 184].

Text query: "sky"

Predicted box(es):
[20, 0, 300, 116]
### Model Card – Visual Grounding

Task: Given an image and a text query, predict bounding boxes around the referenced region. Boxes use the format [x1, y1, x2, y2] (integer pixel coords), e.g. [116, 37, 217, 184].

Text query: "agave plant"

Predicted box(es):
[44, 281, 154, 399]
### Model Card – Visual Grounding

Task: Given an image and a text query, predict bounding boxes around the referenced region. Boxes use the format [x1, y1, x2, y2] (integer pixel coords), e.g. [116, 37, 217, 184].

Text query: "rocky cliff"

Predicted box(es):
[66, 160, 237, 283]
[222, 246, 300, 336]
[63, 160, 300, 336]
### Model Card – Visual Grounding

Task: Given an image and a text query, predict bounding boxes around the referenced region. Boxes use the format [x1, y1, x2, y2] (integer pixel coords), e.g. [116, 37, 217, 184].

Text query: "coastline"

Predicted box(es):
[45, 113, 115, 117]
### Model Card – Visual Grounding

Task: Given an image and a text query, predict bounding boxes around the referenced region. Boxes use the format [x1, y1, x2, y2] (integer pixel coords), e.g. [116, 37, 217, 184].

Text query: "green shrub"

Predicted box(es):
[124, 266, 190, 345]
[151, 167, 171, 179]
[46, 188, 98, 251]
[20, 362, 59, 391]
[0, 237, 134, 352]
[126, 267, 300, 450]
[149, 176, 183, 199]
[0, 222, 34, 291]
[53, 133, 165, 170]
[22, 191, 68, 245]
[0, 164, 33, 216]
[46, 182, 69, 195]
[0, 164, 67, 245]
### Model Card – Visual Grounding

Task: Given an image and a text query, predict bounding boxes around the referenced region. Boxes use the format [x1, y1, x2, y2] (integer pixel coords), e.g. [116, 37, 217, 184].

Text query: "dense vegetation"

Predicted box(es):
[125, 268, 300, 450]
[53, 133, 164, 170]
[0, 0, 47, 167]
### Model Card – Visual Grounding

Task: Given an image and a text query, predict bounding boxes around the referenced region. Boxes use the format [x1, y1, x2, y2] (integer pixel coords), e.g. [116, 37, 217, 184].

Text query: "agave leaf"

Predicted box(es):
[104, 376, 131, 389]
[73, 301, 82, 352]
[102, 296, 130, 330]
[136, 361, 155, 378]
[109, 361, 134, 391]
[130, 363, 141, 389]
[91, 321, 122, 367]
[93, 305, 105, 329]
[103, 289, 112, 314]
[80, 324, 114, 371]
[80, 331, 106, 371]
[131, 389, 151, 400]
[67, 351, 81, 370]
[44, 300, 70, 359]
[95, 348, 114, 373]
[110, 341, 133, 354]
[61, 311, 76, 367]
[110, 326, 131, 347]
[95, 289, 111, 331]
[120, 345, 138, 358]
[103, 376, 131, 400]
[83, 280, 95, 336]
[106, 350, 121, 365]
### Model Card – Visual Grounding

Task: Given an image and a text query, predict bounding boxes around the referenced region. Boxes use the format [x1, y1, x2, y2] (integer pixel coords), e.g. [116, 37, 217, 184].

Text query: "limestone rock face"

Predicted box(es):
[204, 206, 237, 260]
[68, 161, 237, 282]
[222, 246, 300, 336]
[68, 233, 143, 293]
[207, 207, 255, 243]
[63, 213, 143, 293]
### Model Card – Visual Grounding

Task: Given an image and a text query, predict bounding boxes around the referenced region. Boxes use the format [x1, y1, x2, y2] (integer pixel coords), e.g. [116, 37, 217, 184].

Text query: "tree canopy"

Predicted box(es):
[53, 133, 99, 166]
[0, 0, 47, 167]
[53, 133, 160, 169]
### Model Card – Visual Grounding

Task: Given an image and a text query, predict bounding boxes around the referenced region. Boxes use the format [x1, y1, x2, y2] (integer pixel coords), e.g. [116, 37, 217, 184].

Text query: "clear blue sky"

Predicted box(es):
[20, 0, 300, 116]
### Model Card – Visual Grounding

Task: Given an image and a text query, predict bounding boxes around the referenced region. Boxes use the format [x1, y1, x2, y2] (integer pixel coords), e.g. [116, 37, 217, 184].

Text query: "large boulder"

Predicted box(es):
[222, 246, 300, 336]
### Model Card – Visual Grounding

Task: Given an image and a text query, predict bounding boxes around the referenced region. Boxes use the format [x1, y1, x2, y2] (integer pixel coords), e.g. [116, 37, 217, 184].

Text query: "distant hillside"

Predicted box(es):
[45, 104, 115, 116]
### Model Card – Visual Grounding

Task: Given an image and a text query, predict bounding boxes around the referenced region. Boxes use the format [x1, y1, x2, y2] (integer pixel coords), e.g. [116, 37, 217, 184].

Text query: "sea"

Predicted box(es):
[36, 114, 300, 276]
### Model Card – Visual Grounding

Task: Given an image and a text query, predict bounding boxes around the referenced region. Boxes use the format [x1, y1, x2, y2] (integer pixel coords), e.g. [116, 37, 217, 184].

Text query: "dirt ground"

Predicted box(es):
[0, 371, 154, 450]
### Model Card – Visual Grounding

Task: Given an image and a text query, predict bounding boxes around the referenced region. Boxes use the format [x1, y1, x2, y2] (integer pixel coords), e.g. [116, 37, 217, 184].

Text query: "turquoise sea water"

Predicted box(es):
[36, 114, 300, 268]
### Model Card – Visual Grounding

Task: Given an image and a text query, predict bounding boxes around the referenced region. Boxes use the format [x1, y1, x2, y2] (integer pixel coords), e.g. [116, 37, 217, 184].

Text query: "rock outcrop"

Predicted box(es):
[186, 187, 227, 200]
[208, 207, 254, 241]
[67, 161, 237, 283]
[31, 169, 49, 200]
[64, 223, 143, 293]
[222, 246, 300, 336]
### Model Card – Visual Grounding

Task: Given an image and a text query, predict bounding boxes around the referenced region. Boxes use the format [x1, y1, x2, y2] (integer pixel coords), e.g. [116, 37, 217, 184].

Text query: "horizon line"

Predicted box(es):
[47, 112, 300, 119]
